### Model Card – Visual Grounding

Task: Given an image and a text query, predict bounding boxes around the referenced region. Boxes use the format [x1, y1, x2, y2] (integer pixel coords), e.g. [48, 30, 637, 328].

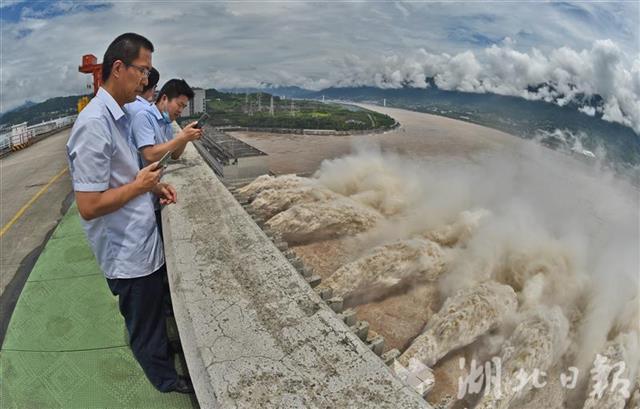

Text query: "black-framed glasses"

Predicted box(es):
[126, 63, 151, 78]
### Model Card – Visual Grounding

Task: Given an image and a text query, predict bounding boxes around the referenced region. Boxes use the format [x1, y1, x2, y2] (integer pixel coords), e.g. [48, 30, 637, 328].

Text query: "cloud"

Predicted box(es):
[579, 106, 596, 116]
[301, 39, 640, 133]
[0, 1, 638, 132]
[0, 0, 24, 9]
[393, 1, 410, 19]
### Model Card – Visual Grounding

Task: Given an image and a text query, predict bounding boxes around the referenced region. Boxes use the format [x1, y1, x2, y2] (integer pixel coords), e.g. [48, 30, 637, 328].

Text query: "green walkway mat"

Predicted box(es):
[1, 275, 125, 351]
[1, 204, 197, 409]
[46, 206, 85, 240]
[26, 236, 99, 282]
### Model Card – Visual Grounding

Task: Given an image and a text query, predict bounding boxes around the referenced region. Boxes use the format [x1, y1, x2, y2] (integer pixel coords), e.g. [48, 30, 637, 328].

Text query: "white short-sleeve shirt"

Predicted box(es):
[66, 87, 164, 279]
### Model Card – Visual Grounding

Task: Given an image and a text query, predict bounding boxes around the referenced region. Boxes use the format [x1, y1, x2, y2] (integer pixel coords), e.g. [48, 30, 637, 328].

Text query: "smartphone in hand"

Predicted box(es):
[154, 150, 173, 171]
[193, 113, 210, 129]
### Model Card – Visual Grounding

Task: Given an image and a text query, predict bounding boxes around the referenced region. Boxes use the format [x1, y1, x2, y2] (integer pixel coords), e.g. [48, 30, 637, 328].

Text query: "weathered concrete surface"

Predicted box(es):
[162, 143, 429, 408]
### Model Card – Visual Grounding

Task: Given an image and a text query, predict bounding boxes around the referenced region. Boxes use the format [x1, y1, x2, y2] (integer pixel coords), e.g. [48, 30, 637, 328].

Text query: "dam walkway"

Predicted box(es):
[0, 204, 198, 408]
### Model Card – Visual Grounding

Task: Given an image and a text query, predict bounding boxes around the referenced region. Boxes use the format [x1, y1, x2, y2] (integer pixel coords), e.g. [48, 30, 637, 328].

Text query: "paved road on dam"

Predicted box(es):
[0, 129, 73, 331]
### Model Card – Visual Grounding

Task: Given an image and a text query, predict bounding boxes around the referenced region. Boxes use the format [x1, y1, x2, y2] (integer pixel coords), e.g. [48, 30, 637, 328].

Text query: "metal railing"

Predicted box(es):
[0, 115, 77, 156]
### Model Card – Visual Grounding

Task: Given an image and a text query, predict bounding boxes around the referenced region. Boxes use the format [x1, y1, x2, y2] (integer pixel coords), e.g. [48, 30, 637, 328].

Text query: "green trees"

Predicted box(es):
[203, 89, 394, 131]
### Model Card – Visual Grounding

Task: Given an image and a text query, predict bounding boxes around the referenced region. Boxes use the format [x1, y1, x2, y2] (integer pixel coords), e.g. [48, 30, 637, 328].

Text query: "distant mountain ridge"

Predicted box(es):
[0, 94, 87, 127]
[0, 100, 37, 117]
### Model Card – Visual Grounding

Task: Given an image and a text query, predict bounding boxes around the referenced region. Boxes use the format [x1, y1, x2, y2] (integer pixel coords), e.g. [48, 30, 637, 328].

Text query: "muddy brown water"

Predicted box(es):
[234, 104, 639, 408]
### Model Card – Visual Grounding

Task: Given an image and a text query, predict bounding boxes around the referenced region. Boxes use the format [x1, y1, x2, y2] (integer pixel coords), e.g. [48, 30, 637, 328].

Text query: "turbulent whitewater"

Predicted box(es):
[237, 140, 639, 409]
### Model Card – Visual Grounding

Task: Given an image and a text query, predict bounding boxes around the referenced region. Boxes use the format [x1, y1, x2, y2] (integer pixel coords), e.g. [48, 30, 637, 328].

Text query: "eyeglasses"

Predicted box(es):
[126, 63, 151, 78]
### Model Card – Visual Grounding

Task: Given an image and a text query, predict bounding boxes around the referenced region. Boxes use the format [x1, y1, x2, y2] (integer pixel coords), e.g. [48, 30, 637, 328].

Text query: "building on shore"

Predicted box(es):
[181, 87, 206, 118]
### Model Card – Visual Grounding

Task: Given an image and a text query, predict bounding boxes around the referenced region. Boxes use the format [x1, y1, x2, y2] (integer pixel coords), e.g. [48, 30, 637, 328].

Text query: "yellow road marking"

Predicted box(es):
[0, 167, 68, 238]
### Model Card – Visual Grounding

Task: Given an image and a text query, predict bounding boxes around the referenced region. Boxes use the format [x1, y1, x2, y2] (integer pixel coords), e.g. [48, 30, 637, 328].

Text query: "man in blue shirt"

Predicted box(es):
[132, 78, 202, 164]
[66, 33, 192, 394]
[131, 79, 203, 235]
[125, 67, 159, 119]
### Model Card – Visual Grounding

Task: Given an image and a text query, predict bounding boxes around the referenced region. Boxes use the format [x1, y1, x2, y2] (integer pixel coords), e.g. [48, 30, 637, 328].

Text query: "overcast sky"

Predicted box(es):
[1, 1, 638, 131]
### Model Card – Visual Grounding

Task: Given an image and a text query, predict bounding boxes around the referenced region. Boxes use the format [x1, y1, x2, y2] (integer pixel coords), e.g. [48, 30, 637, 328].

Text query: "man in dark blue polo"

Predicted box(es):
[66, 33, 193, 394]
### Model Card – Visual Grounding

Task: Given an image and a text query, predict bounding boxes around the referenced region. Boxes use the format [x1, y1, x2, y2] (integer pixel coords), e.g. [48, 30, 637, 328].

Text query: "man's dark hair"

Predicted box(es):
[156, 79, 195, 102]
[142, 67, 160, 93]
[102, 33, 154, 82]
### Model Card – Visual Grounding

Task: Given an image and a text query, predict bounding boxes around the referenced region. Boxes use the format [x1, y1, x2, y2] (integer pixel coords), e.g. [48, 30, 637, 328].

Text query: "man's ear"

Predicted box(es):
[112, 60, 124, 80]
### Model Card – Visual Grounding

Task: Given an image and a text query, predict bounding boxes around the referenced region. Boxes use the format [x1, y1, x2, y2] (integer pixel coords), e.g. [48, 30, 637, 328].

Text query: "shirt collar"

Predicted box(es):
[96, 87, 126, 122]
[136, 95, 151, 105]
[150, 103, 164, 121]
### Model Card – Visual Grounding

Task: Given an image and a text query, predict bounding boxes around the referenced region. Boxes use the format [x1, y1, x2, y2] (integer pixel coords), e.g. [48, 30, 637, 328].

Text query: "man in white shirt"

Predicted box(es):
[66, 33, 192, 394]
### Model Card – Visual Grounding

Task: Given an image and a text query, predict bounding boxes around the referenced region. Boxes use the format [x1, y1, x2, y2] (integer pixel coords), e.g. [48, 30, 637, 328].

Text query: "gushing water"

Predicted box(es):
[238, 140, 639, 408]
[398, 281, 518, 368]
[251, 185, 339, 220]
[265, 198, 382, 244]
[475, 306, 570, 409]
[320, 237, 447, 301]
[237, 174, 311, 200]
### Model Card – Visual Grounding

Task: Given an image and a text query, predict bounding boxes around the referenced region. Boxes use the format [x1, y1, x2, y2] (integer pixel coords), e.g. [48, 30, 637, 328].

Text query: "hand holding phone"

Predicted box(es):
[136, 162, 163, 192]
[193, 113, 210, 129]
[154, 150, 173, 171]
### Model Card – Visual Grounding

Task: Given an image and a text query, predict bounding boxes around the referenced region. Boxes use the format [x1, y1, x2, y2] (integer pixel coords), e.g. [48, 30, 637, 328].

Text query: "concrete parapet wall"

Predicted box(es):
[162, 143, 429, 408]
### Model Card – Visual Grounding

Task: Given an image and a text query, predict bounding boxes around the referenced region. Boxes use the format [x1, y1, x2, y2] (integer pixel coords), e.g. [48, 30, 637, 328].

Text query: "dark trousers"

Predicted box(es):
[155, 209, 173, 317]
[107, 265, 177, 392]
[154, 209, 173, 315]
[155, 209, 163, 240]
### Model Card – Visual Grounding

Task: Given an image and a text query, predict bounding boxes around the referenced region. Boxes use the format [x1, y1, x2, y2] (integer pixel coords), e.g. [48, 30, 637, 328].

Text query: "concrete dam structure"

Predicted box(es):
[161, 143, 430, 408]
[197, 104, 640, 409]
